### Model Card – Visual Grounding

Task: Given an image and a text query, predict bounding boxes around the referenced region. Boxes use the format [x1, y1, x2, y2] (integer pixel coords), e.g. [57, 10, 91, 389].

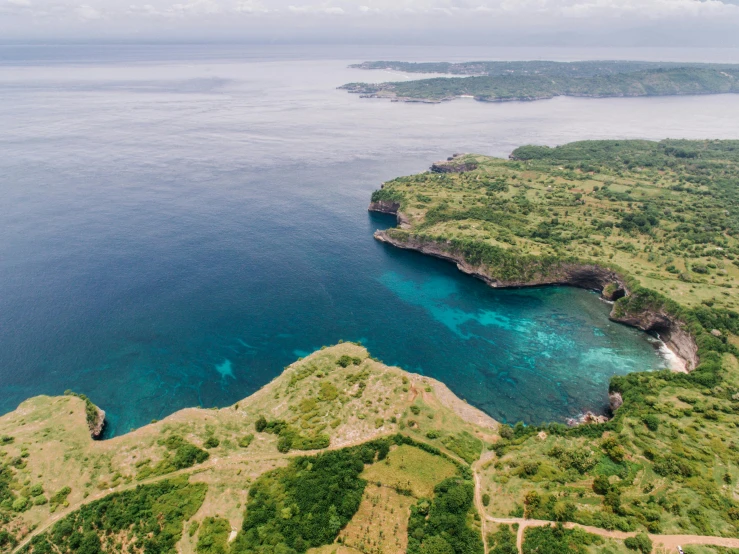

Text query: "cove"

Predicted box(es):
[2, 45, 725, 437]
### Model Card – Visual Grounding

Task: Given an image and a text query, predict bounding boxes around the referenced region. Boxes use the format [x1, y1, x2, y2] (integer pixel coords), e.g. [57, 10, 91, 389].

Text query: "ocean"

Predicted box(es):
[2, 44, 739, 436]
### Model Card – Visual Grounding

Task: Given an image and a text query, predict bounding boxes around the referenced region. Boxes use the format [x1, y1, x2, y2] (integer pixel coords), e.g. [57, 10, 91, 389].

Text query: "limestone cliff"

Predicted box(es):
[371, 227, 698, 371]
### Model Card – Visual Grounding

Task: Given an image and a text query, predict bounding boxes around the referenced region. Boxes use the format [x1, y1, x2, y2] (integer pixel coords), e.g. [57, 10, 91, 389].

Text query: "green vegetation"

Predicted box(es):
[623, 533, 652, 553]
[0, 343, 492, 553]
[521, 524, 605, 554]
[361, 443, 459, 497]
[351, 60, 739, 77]
[19, 477, 206, 554]
[197, 517, 231, 554]
[342, 60, 739, 103]
[230, 435, 479, 554]
[488, 524, 518, 554]
[374, 140, 739, 537]
[254, 415, 330, 453]
[232, 440, 386, 553]
[63, 390, 100, 431]
[238, 434, 254, 448]
[441, 431, 483, 464]
[136, 434, 210, 479]
[407, 476, 483, 554]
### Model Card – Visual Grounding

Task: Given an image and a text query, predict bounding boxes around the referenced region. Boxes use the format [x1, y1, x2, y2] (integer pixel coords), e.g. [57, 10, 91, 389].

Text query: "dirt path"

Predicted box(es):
[486, 517, 739, 553]
[13, 433, 397, 554]
[471, 460, 489, 554]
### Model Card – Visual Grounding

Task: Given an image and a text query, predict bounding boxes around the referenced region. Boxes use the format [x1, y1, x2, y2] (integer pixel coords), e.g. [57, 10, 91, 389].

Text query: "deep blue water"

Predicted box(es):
[3, 45, 739, 436]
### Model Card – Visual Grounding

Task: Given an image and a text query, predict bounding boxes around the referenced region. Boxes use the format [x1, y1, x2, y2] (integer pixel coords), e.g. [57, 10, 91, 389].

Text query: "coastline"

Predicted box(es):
[369, 203, 698, 374]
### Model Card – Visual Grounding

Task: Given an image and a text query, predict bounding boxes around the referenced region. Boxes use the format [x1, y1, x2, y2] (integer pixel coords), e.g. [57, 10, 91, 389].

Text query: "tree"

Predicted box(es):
[592, 475, 611, 496]
[420, 536, 455, 554]
[624, 533, 652, 553]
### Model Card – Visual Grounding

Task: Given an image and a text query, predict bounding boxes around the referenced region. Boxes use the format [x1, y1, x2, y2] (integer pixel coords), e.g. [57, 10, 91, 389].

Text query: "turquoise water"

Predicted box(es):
[5, 45, 737, 437]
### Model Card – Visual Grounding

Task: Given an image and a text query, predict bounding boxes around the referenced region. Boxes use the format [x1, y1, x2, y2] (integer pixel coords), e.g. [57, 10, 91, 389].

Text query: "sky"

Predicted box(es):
[1, 0, 739, 45]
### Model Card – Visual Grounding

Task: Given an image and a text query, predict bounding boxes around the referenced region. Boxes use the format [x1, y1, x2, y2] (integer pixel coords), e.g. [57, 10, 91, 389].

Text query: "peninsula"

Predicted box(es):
[340, 60, 739, 103]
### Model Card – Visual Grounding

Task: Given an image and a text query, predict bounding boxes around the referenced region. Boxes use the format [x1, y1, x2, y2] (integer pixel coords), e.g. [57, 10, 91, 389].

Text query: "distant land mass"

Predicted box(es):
[340, 60, 739, 103]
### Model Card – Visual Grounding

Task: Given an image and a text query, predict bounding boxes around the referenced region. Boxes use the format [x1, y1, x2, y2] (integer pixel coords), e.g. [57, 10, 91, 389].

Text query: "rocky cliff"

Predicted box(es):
[371, 227, 698, 371]
[367, 201, 410, 228]
[89, 406, 106, 439]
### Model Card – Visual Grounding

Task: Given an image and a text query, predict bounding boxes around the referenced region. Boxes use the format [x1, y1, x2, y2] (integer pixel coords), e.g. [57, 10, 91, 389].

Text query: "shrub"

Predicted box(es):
[238, 434, 254, 448]
[173, 444, 209, 469]
[336, 355, 360, 368]
[407, 477, 483, 554]
[488, 524, 516, 554]
[50, 486, 72, 506]
[624, 533, 652, 553]
[255, 416, 267, 432]
[482, 493, 490, 506]
[601, 436, 626, 463]
[0, 530, 17, 549]
[203, 437, 220, 449]
[196, 516, 231, 554]
[643, 414, 659, 431]
[522, 524, 601, 554]
[592, 475, 611, 495]
[12, 496, 29, 512]
[498, 426, 514, 440]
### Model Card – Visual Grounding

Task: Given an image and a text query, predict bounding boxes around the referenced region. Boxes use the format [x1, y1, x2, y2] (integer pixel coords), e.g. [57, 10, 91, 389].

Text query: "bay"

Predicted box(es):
[2, 44, 739, 436]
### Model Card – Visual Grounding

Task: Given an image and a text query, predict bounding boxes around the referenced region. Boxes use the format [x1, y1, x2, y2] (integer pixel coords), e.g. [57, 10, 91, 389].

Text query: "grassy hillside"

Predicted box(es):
[371, 140, 739, 539]
[373, 140, 739, 310]
[341, 61, 739, 103]
[0, 343, 495, 553]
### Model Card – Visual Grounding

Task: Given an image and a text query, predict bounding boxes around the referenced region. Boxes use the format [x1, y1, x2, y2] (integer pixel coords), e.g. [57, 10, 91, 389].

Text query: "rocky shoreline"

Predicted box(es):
[369, 204, 699, 374]
[89, 406, 106, 439]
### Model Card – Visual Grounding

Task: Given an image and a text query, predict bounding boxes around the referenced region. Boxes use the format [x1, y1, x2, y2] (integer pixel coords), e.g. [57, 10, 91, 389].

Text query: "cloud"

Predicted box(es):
[75, 4, 102, 19]
[234, 0, 269, 13]
[0, 0, 737, 42]
[288, 3, 345, 14]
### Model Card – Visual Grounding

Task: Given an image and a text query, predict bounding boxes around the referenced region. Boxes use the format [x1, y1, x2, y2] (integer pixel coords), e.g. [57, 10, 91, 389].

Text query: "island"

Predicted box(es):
[2, 140, 739, 554]
[340, 60, 739, 103]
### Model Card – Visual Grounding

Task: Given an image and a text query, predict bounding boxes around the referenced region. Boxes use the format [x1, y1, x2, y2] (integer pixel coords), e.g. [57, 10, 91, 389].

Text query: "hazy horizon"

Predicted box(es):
[2, 0, 739, 47]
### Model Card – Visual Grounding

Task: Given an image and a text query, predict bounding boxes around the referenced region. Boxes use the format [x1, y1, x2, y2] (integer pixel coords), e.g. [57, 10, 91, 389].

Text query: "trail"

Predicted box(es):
[471, 459, 489, 554]
[12, 433, 396, 554]
[485, 517, 739, 553]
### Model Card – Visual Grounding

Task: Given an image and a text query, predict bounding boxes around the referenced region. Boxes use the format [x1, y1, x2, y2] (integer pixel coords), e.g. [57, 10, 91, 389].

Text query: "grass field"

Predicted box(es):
[361, 444, 459, 498]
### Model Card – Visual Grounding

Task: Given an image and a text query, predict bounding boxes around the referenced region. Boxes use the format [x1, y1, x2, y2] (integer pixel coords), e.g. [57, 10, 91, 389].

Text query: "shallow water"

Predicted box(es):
[2, 44, 739, 436]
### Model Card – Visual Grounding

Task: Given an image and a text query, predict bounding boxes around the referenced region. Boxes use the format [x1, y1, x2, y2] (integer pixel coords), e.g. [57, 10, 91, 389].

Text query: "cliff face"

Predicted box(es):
[611, 309, 698, 371]
[367, 201, 410, 228]
[90, 407, 106, 439]
[372, 228, 698, 371]
[373, 230, 628, 294]
[430, 161, 479, 173]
